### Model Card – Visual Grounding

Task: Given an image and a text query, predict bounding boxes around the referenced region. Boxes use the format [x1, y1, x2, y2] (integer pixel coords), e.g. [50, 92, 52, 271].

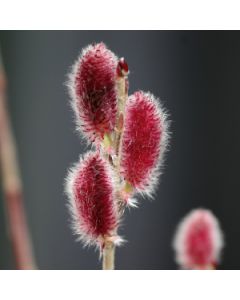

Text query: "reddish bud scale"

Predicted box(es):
[69, 43, 118, 143]
[116, 57, 129, 77]
[120, 91, 169, 194]
[173, 209, 224, 269]
[65, 152, 118, 245]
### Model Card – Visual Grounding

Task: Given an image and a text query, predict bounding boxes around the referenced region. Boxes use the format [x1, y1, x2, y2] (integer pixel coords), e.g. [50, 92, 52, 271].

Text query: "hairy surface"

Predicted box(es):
[120, 91, 169, 195]
[65, 152, 118, 246]
[68, 43, 118, 143]
[173, 209, 224, 269]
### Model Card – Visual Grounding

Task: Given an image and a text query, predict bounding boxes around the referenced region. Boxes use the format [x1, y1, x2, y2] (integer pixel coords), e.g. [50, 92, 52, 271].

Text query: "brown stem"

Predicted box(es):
[0, 54, 36, 269]
[101, 64, 128, 270]
[102, 240, 115, 270]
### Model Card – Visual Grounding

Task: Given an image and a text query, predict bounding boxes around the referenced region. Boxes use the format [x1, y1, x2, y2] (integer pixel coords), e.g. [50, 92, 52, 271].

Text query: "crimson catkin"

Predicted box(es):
[120, 91, 169, 196]
[173, 209, 224, 269]
[68, 43, 118, 144]
[65, 151, 118, 246]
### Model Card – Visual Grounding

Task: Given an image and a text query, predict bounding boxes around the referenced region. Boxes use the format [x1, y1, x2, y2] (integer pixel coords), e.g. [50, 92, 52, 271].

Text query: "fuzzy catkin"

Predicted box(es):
[173, 209, 224, 269]
[120, 91, 169, 196]
[68, 43, 118, 144]
[65, 151, 118, 246]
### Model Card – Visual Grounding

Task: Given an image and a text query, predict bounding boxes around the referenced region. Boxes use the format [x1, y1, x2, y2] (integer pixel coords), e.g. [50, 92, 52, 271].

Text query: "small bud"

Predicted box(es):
[68, 43, 118, 143]
[173, 209, 224, 269]
[120, 91, 169, 196]
[65, 151, 119, 246]
[116, 57, 129, 77]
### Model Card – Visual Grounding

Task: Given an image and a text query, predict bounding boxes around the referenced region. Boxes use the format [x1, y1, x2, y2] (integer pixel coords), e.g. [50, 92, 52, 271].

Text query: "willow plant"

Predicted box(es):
[65, 43, 169, 269]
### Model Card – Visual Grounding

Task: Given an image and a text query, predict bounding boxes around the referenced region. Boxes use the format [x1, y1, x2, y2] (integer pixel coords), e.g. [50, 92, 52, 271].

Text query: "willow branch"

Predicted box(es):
[102, 60, 128, 270]
[0, 51, 36, 269]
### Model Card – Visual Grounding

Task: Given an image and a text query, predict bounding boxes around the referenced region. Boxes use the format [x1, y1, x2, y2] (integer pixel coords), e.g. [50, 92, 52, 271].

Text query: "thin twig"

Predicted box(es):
[102, 240, 115, 270]
[0, 50, 36, 269]
[102, 61, 128, 270]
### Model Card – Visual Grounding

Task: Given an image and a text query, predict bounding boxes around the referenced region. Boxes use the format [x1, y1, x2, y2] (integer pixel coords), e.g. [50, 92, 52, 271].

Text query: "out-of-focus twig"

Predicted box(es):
[0, 49, 36, 269]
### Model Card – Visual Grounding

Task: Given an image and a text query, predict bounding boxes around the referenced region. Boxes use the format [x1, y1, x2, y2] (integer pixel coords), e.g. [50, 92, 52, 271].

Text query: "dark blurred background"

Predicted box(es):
[0, 31, 239, 269]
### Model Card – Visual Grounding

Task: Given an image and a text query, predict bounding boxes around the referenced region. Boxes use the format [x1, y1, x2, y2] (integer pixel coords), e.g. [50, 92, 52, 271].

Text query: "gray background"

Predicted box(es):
[0, 31, 239, 269]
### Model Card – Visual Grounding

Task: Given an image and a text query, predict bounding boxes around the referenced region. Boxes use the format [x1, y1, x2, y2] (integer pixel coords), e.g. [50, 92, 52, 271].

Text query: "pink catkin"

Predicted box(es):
[68, 43, 118, 143]
[65, 152, 118, 245]
[120, 91, 169, 194]
[173, 209, 224, 269]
